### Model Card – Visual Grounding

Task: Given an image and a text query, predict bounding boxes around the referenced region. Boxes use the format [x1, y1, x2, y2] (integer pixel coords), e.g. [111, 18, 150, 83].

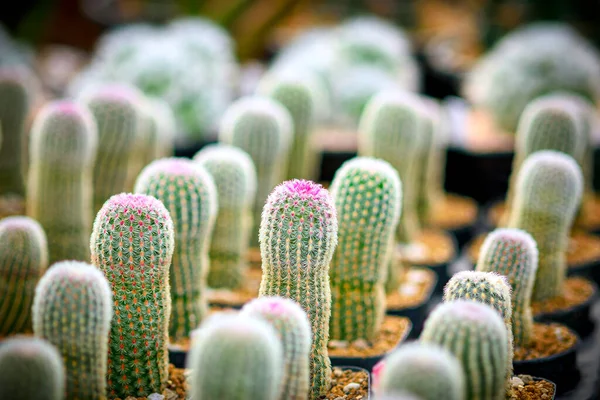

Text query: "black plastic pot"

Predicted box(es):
[174, 138, 217, 159]
[318, 151, 356, 182]
[387, 275, 437, 339]
[568, 257, 600, 287]
[168, 346, 187, 369]
[447, 222, 475, 251]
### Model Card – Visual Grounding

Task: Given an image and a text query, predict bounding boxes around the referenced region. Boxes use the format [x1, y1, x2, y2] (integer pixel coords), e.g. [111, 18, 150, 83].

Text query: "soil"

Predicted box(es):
[322, 367, 369, 400]
[513, 323, 578, 361]
[464, 109, 516, 153]
[509, 375, 556, 400]
[488, 201, 506, 228]
[386, 267, 436, 310]
[429, 193, 478, 230]
[0, 195, 24, 219]
[531, 277, 595, 315]
[398, 229, 455, 266]
[111, 364, 187, 400]
[327, 316, 410, 358]
[206, 267, 263, 307]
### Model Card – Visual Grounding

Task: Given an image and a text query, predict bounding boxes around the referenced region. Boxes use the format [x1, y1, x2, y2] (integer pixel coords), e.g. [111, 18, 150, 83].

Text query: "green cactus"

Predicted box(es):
[375, 342, 465, 400]
[0, 216, 48, 336]
[32, 261, 112, 400]
[90, 193, 175, 398]
[218, 96, 293, 247]
[187, 313, 284, 400]
[194, 144, 256, 289]
[420, 300, 509, 400]
[476, 228, 538, 347]
[507, 150, 583, 301]
[328, 157, 401, 341]
[258, 179, 338, 399]
[241, 296, 311, 400]
[146, 97, 176, 160]
[0, 336, 65, 400]
[26, 100, 98, 264]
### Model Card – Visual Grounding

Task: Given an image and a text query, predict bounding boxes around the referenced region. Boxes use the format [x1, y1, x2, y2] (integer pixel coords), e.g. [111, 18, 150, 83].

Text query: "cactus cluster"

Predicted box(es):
[90, 193, 175, 398]
[32, 261, 112, 400]
[258, 179, 338, 398]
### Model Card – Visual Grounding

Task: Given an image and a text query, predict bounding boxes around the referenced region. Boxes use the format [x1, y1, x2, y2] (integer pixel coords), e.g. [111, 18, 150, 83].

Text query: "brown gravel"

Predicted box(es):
[488, 201, 506, 227]
[399, 229, 456, 266]
[429, 193, 478, 230]
[577, 193, 600, 231]
[531, 277, 595, 315]
[509, 375, 555, 399]
[111, 364, 187, 400]
[328, 316, 410, 358]
[0, 195, 24, 219]
[514, 323, 577, 361]
[206, 268, 262, 307]
[386, 267, 436, 309]
[321, 367, 369, 400]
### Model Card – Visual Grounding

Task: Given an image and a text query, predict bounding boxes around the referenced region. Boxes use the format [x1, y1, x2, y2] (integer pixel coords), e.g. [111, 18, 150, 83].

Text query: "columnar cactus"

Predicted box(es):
[476, 228, 538, 347]
[0, 216, 48, 336]
[32, 261, 112, 400]
[0, 336, 65, 400]
[146, 97, 176, 160]
[375, 343, 465, 400]
[507, 150, 583, 301]
[187, 313, 284, 400]
[194, 144, 257, 289]
[135, 158, 217, 341]
[90, 193, 175, 397]
[241, 297, 311, 400]
[27, 100, 98, 263]
[218, 96, 293, 247]
[329, 157, 402, 341]
[420, 300, 509, 400]
[258, 179, 338, 398]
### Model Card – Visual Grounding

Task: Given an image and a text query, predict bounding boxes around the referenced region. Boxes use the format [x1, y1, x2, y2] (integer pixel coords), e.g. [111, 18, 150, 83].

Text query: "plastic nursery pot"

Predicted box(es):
[447, 222, 476, 251]
[318, 150, 357, 182]
[568, 255, 600, 287]
[168, 346, 187, 369]
[173, 138, 217, 158]
[330, 366, 371, 400]
[412, 232, 458, 295]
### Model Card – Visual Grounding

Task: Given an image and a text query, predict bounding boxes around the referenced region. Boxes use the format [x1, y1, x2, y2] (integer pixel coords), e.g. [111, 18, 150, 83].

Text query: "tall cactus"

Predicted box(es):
[0, 216, 48, 336]
[194, 144, 257, 289]
[507, 150, 583, 301]
[242, 297, 311, 400]
[329, 157, 401, 341]
[146, 97, 176, 160]
[187, 313, 284, 400]
[0, 336, 65, 400]
[259, 179, 338, 398]
[135, 158, 217, 341]
[476, 228, 538, 347]
[421, 300, 509, 400]
[218, 96, 293, 247]
[90, 193, 175, 398]
[27, 100, 98, 263]
[32, 261, 112, 400]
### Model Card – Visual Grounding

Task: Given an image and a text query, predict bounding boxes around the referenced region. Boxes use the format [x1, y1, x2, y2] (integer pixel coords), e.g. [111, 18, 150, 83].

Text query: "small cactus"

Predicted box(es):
[32, 261, 112, 400]
[241, 297, 311, 400]
[507, 150, 583, 301]
[259, 179, 338, 398]
[0, 336, 65, 400]
[90, 193, 175, 398]
[328, 157, 402, 341]
[0, 216, 48, 336]
[187, 313, 284, 400]
[194, 144, 257, 289]
[476, 228, 538, 347]
[27, 100, 98, 264]
[135, 158, 218, 341]
[421, 300, 509, 400]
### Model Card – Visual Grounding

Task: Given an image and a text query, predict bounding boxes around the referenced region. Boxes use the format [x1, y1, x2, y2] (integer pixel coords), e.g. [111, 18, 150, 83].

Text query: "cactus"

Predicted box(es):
[90, 193, 175, 397]
[187, 313, 284, 400]
[241, 297, 311, 400]
[147, 97, 176, 159]
[476, 228, 538, 347]
[194, 144, 256, 289]
[0, 336, 65, 400]
[134, 158, 217, 341]
[420, 300, 509, 400]
[219, 96, 293, 247]
[26, 100, 98, 264]
[32, 261, 112, 400]
[374, 342, 465, 400]
[507, 150, 583, 301]
[328, 157, 402, 341]
[0, 216, 48, 336]
[258, 179, 338, 398]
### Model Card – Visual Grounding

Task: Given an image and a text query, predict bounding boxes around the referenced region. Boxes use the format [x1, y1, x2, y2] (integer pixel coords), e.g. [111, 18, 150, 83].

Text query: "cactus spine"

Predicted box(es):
[90, 193, 175, 397]
[33, 261, 112, 400]
[329, 157, 401, 341]
[188, 313, 284, 400]
[242, 297, 311, 400]
[219, 96, 293, 247]
[0, 336, 65, 400]
[421, 300, 509, 400]
[134, 158, 218, 341]
[27, 101, 98, 264]
[194, 144, 257, 289]
[259, 179, 338, 398]
[0, 216, 48, 336]
[507, 151, 583, 301]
